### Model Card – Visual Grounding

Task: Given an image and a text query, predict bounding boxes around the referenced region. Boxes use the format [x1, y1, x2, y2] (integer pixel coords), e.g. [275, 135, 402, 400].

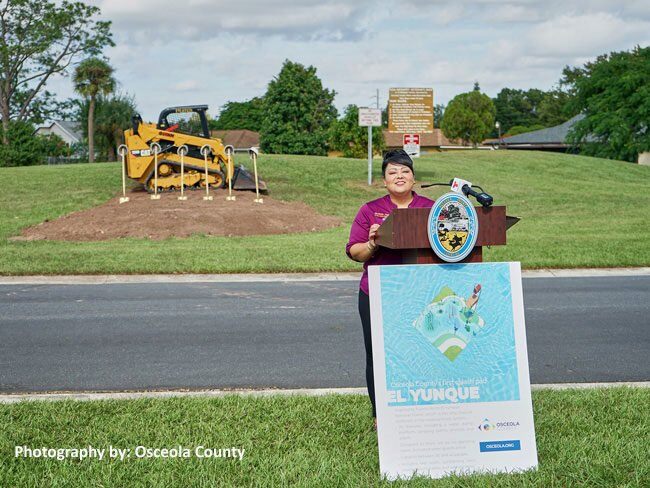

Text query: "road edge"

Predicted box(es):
[1, 382, 648, 404]
[1, 267, 649, 285]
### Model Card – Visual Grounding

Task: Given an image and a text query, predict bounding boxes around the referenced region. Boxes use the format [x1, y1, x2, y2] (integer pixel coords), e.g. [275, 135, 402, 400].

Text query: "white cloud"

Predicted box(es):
[172, 80, 200, 92]
[71, 0, 650, 120]
[90, 0, 375, 41]
[399, 0, 650, 25]
[527, 12, 641, 57]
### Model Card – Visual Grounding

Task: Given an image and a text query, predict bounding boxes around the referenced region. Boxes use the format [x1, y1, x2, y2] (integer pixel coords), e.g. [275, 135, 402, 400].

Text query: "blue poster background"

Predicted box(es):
[379, 263, 520, 406]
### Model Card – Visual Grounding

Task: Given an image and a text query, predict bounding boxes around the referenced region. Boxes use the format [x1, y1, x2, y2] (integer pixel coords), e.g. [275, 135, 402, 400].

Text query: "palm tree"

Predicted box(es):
[73, 58, 115, 163]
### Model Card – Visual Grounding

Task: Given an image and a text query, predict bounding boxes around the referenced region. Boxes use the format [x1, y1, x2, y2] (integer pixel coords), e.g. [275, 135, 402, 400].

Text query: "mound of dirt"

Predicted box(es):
[18, 188, 342, 241]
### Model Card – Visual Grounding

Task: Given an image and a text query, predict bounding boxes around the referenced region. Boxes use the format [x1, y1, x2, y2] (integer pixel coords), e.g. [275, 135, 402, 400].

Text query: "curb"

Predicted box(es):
[1, 382, 648, 404]
[0, 268, 649, 285]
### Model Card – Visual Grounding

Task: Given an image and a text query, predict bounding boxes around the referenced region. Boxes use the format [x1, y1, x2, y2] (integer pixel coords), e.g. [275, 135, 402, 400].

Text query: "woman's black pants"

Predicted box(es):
[358, 289, 376, 418]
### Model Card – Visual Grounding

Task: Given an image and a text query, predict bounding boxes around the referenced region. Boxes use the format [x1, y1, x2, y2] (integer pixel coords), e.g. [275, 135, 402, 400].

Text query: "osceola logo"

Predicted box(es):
[478, 418, 520, 431]
[478, 418, 495, 431]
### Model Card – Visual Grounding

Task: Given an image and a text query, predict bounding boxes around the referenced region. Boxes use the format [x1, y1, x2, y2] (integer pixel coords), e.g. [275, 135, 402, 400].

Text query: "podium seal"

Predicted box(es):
[427, 192, 479, 262]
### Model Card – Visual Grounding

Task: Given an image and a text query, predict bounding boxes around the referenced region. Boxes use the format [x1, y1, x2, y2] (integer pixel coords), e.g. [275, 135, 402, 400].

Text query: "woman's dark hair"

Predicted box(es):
[382, 149, 414, 176]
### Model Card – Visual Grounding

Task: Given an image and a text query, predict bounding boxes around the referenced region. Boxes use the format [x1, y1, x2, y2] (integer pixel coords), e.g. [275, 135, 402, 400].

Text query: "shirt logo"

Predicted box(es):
[427, 192, 479, 262]
[374, 212, 390, 221]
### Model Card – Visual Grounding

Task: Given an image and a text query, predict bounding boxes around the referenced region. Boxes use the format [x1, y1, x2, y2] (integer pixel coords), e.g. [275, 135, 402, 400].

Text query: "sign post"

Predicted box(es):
[368, 124, 372, 185]
[369, 262, 538, 480]
[358, 107, 382, 186]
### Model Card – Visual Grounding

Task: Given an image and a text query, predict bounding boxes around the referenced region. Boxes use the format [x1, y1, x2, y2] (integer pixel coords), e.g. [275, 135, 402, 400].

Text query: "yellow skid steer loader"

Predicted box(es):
[122, 105, 267, 194]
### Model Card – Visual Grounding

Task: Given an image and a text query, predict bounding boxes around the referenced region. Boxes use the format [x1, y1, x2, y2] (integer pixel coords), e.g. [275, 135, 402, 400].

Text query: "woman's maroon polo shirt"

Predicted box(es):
[346, 191, 435, 295]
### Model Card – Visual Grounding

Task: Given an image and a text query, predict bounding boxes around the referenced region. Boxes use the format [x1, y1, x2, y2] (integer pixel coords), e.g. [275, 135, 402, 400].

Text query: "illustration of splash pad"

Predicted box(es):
[412, 285, 485, 361]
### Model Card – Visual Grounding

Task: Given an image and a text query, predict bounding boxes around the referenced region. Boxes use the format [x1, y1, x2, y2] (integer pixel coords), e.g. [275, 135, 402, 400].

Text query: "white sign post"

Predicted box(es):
[359, 108, 382, 186]
[403, 133, 421, 158]
[369, 262, 538, 480]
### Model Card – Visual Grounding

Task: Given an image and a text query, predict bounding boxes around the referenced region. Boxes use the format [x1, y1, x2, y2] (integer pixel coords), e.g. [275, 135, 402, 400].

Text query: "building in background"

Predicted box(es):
[485, 115, 585, 152]
[210, 129, 260, 151]
[383, 129, 467, 153]
[35, 120, 82, 146]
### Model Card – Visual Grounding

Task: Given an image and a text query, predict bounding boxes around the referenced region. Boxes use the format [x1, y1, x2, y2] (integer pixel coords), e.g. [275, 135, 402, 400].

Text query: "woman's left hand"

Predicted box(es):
[368, 224, 380, 248]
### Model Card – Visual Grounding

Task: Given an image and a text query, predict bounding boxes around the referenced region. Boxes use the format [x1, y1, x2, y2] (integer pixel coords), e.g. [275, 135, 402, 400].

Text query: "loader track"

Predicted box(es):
[143, 159, 225, 194]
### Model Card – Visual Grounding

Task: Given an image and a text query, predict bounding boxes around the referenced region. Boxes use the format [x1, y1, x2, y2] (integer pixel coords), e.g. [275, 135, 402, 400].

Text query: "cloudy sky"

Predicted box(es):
[50, 0, 650, 120]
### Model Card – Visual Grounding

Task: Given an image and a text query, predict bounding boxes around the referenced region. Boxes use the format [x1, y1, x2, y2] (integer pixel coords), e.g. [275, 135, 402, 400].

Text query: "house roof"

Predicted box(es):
[383, 129, 463, 147]
[55, 120, 82, 141]
[37, 120, 82, 143]
[500, 114, 585, 145]
[210, 129, 260, 149]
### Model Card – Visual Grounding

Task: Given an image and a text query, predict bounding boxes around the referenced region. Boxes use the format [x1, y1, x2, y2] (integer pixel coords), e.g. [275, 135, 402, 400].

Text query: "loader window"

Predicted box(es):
[163, 111, 206, 137]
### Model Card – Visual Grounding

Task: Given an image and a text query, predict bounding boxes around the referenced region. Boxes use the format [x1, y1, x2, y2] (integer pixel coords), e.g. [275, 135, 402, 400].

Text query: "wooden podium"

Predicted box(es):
[375, 206, 519, 264]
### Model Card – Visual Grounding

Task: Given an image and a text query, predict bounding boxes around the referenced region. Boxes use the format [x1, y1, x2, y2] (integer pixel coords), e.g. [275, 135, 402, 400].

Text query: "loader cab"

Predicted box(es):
[156, 105, 211, 138]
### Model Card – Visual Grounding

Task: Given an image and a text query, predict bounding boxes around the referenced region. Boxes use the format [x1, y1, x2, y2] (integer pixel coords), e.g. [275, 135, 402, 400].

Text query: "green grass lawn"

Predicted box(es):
[1, 388, 648, 486]
[0, 151, 648, 275]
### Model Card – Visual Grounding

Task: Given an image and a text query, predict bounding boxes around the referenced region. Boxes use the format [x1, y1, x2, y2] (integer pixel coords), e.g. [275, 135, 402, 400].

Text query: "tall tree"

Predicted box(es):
[563, 46, 650, 162]
[210, 97, 264, 131]
[329, 105, 384, 158]
[442, 90, 495, 147]
[493, 86, 576, 135]
[537, 87, 576, 128]
[77, 93, 136, 161]
[492, 88, 537, 133]
[260, 60, 337, 155]
[0, 0, 113, 144]
[73, 57, 115, 163]
[434, 104, 445, 129]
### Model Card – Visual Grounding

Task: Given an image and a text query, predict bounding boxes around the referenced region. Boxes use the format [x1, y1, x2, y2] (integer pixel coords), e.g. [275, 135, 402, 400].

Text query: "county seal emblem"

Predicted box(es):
[427, 192, 479, 262]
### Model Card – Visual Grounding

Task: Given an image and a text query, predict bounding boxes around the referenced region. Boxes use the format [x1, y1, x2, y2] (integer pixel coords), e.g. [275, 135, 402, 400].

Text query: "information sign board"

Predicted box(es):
[369, 262, 538, 480]
[388, 88, 434, 133]
[359, 108, 382, 127]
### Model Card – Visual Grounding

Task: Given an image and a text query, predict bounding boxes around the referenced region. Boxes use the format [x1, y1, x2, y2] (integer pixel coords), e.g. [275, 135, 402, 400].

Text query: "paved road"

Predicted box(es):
[1, 276, 648, 393]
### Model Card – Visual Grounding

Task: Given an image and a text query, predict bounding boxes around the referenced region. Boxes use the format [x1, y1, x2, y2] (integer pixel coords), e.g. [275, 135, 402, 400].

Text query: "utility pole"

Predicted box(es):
[371, 89, 380, 109]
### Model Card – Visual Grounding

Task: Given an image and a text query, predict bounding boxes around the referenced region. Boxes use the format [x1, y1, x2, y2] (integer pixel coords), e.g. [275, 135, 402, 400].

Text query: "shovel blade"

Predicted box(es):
[231, 165, 268, 194]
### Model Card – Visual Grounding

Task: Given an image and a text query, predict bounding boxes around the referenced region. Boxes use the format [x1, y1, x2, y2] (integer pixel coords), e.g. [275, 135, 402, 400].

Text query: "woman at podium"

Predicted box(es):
[346, 149, 434, 425]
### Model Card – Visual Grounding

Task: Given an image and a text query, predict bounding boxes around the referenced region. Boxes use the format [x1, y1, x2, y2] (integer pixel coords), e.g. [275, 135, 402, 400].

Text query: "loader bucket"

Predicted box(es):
[232, 164, 268, 194]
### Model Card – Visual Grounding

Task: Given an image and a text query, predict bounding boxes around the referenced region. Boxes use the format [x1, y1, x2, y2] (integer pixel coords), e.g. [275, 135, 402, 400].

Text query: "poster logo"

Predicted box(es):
[427, 192, 478, 262]
[479, 418, 521, 432]
[478, 418, 495, 431]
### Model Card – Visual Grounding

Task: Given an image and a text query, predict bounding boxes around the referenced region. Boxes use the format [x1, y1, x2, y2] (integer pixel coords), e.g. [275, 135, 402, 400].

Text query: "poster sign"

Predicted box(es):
[368, 262, 537, 480]
[402, 133, 420, 158]
[358, 108, 382, 127]
[388, 88, 434, 133]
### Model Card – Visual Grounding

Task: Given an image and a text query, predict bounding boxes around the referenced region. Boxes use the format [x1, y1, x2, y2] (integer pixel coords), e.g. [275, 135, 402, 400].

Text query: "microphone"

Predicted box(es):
[464, 186, 493, 207]
[449, 178, 494, 207]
